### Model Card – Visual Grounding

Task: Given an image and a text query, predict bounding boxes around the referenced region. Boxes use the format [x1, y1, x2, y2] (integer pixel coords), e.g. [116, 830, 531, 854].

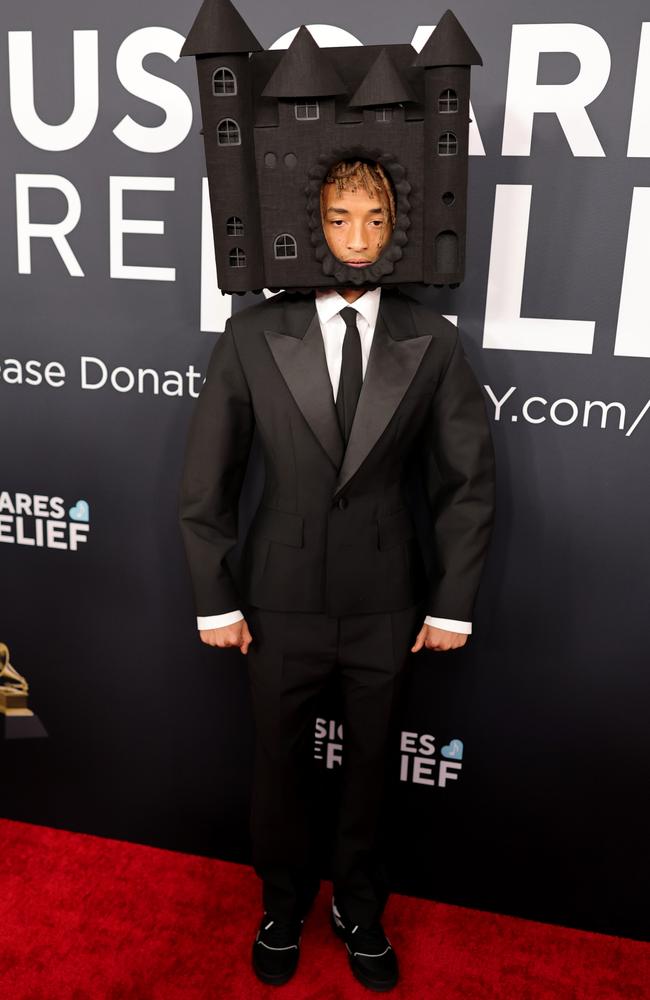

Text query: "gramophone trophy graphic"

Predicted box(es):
[0, 642, 47, 739]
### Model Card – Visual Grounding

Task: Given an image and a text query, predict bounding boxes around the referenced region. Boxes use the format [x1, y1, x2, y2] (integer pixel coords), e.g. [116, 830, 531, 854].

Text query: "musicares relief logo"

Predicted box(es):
[0, 491, 90, 551]
[314, 718, 464, 788]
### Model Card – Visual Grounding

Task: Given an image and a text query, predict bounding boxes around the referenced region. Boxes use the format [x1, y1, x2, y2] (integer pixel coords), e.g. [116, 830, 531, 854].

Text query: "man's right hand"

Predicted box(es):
[199, 619, 253, 654]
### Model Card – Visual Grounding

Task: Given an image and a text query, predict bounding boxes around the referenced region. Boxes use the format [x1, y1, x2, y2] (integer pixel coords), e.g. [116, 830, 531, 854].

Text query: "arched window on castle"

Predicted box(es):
[295, 101, 319, 120]
[217, 119, 241, 145]
[438, 89, 458, 113]
[438, 131, 458, 155]
[435, 231, 459, 272]
[375, 107, 393, 123]
[213, 68, 237, 96]
[228, 247, 246, 268]
[226, 217, 244, 236]
[274, 234, 297, 259]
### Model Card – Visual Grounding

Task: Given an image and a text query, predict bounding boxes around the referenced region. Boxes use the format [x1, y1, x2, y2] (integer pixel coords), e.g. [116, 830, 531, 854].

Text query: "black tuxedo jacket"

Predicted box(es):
[178, 287, 496, 621]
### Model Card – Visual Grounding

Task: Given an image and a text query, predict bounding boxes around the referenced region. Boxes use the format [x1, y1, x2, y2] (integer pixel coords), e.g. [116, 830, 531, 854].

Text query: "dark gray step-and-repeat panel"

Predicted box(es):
[1, 0, 647, 940]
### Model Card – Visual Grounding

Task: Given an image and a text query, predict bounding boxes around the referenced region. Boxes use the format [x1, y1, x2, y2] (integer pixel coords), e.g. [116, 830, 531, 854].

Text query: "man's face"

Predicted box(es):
[320, 181, 393, 269]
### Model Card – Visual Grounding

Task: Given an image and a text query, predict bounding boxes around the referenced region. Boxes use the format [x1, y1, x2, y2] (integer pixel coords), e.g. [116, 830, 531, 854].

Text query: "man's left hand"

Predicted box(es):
[411, 624, 468, 653]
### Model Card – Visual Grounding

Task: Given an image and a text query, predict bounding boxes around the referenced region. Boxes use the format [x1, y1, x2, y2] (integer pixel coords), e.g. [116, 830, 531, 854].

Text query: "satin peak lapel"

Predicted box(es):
[264, 304, 344, 470]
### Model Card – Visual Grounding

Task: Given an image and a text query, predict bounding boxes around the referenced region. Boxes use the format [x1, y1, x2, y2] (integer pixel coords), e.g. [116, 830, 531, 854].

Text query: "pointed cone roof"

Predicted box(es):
[180, 0, 262, 57]
[261, 25, 347, 98]
[349, 48, 417, 108]
[413, 9, 482, 68]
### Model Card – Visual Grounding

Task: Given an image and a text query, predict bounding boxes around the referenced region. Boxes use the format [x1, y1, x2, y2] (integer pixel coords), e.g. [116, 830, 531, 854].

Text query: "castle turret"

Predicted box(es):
[257, 26, 349, 287]
[414, 9, 482, 287]
[261, 25, 347, 99]
[349, 48, 416, 109]
[181, 0, 266, 293]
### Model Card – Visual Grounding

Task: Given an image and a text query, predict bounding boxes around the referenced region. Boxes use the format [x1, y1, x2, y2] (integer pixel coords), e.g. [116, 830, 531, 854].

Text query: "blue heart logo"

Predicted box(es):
[69, 500, 90, 522]
[441, 739, 463, 760]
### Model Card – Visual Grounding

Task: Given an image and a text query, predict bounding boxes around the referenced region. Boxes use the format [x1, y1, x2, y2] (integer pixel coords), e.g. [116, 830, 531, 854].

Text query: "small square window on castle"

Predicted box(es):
[226, 217, 244, 236]
[228, 247, 247, 267]
[439, 88, 458, 113]
[295, 102, 319, 120]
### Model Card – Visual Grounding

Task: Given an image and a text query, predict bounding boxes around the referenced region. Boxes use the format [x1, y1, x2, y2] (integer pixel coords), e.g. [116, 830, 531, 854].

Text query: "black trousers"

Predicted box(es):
[244, 599, 424, 927]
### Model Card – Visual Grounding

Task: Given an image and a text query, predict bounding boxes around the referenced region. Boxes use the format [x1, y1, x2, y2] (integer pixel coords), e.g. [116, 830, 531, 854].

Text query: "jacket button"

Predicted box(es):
[337, 496, 348, 510]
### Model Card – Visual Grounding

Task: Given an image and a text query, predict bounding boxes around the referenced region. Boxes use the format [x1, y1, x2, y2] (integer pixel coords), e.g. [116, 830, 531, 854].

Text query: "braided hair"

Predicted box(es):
[320, 159, 397, 230]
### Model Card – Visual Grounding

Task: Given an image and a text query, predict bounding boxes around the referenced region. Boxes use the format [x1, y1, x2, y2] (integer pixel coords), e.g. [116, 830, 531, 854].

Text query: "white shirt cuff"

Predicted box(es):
[424, 616, 472, 635]
[197, 610, 244, 630]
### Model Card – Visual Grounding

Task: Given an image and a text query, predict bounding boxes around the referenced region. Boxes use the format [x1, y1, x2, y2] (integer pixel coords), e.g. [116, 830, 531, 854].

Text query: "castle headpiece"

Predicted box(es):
[181, 2, 482, 294]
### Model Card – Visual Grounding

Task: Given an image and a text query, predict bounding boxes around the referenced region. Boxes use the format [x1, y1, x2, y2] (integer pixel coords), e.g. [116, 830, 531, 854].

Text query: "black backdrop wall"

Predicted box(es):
[1, 0, 648, 941]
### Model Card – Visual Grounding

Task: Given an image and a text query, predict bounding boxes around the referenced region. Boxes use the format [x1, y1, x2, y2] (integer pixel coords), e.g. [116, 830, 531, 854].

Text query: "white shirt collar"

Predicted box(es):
[315, 286, 382, 329]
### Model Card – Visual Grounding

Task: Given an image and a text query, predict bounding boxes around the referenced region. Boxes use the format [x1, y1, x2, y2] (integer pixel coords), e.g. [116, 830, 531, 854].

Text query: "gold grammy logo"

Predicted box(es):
[0, 642, 34, 717]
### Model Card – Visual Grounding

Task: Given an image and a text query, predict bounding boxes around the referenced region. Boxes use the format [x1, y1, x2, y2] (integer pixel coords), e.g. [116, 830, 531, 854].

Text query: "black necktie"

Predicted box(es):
[335, 306, 363, 446]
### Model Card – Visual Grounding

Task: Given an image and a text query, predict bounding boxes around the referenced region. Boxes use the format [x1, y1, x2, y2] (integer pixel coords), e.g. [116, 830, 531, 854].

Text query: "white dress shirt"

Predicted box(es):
[197, 286, 472, 635]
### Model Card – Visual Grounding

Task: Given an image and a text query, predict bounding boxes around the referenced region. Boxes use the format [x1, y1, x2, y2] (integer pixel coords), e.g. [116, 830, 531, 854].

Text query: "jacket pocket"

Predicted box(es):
[254, 505, 304, 548]
[377, 507, 415, 550]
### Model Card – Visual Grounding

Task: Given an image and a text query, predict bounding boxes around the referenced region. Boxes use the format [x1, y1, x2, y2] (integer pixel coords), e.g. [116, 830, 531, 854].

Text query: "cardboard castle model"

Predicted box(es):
[181, 1, 482, 294]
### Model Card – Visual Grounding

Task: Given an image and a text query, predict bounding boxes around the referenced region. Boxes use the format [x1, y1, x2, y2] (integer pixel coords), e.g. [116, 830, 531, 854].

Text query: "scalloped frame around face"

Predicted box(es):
[307, 146, 412, 288]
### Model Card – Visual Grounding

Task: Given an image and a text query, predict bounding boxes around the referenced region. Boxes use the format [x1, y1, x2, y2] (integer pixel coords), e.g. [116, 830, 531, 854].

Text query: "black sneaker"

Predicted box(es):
[330, 897, 399, 992]
[252, 911, 304, 986]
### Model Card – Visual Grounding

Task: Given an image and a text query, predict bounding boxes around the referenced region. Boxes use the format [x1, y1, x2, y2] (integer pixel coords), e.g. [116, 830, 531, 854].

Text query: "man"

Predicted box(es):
[178, 158, 496, 991]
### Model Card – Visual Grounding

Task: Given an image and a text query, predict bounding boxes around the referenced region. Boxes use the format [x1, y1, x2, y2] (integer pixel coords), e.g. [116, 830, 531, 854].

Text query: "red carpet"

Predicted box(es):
[0, 818, 647, 999]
